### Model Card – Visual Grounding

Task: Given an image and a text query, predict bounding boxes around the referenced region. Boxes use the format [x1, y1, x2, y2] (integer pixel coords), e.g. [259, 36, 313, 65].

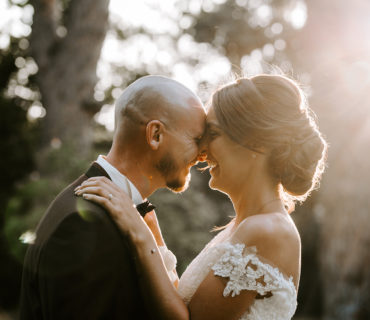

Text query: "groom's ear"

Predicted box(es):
[146, 120, 164, 150]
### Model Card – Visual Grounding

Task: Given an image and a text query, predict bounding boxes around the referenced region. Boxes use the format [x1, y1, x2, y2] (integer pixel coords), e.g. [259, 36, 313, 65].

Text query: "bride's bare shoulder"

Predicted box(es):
[232, 212, 300, 245]
[230, 213, 301, 282]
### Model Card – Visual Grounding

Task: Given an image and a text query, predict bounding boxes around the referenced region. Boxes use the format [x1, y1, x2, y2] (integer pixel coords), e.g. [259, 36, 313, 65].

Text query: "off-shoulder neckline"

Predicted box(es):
[212, 240, 298, 294]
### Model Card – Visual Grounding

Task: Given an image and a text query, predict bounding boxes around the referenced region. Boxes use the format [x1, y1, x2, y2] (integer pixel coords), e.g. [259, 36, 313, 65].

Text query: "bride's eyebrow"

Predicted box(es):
[206, 122, 221, 130]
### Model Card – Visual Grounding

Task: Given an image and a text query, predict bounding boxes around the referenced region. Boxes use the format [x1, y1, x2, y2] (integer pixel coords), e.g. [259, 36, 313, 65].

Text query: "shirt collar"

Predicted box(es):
[96, 155, 143, 205]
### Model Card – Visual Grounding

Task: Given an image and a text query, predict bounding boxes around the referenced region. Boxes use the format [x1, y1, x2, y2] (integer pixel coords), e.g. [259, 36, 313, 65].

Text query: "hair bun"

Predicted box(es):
[271, 125, 327, 197]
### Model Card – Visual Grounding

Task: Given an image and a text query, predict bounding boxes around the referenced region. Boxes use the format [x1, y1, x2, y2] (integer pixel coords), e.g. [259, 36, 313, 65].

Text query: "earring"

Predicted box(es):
[252, 154, 257, 159]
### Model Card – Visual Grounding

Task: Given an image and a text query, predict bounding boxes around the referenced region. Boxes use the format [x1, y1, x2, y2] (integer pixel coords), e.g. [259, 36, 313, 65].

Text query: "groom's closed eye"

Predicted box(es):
[194, 136, 203, 145]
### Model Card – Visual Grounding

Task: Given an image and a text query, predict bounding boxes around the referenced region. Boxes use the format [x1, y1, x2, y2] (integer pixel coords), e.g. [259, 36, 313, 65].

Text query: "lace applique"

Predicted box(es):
[178, 235, 297, 320]
[211, 243, 295, 298]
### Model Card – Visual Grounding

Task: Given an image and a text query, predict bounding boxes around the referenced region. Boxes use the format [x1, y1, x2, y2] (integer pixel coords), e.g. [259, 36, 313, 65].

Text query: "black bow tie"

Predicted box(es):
[136, 201, 156, 217]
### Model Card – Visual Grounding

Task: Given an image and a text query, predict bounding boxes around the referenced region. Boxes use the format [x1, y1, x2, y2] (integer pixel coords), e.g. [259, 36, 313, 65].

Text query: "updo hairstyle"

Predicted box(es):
[211, 74, 327, 203]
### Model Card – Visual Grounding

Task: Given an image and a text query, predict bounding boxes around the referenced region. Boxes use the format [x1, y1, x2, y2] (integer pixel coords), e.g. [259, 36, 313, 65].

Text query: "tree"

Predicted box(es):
[30, 0, 109, 161]
[1, 0, 110, 311]
[0, 38, 36, 310]
[187, 0, 300, 73]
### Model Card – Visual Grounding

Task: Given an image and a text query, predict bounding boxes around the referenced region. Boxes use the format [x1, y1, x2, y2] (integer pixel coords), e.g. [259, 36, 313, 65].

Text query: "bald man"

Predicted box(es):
[20, 76, 206, 319]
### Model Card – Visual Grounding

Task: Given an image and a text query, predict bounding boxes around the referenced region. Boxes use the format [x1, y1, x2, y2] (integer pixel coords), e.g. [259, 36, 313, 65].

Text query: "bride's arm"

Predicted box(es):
[127, 221, 187, 319]
[75, 177, 267, 320]
[143, 211, 165, 246]
[75, 177, 187, 320]
[143, 211, 179, 287]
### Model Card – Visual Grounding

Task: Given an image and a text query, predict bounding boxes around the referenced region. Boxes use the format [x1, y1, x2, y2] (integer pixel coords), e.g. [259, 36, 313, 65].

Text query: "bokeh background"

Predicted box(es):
[1, 0, 369, 319]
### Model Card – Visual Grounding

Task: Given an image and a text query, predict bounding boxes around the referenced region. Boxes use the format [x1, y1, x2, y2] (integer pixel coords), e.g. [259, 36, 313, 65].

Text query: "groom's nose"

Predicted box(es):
[197, 137, 208, 162]
[197, 150, 207, 162]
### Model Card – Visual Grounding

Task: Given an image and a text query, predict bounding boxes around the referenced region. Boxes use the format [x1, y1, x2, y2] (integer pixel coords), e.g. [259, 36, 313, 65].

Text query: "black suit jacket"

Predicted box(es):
[20, 163, 150, 319]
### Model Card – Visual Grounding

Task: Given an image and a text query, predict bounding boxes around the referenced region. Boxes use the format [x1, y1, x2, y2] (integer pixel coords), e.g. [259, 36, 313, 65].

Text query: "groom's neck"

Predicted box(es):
[105, 150, 158, 199]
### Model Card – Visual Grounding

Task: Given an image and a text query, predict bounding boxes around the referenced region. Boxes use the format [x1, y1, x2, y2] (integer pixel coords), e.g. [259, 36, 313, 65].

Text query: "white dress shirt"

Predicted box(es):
[96, 155, 177, 282]
[96, 155, 143, 205]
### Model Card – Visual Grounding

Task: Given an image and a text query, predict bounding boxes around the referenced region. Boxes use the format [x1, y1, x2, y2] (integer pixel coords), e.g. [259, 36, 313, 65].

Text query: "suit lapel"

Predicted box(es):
[85, 162, 111, 180]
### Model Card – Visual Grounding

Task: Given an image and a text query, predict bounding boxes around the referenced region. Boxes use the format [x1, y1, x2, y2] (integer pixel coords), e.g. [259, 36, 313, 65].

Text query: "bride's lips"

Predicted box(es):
[206, 159, 219, 174]
[186, 160, 198, 171]
[210, 165, 219, 174]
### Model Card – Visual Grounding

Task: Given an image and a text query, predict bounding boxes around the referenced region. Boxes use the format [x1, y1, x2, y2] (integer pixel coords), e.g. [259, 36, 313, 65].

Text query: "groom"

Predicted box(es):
[20, 76, 206, 319]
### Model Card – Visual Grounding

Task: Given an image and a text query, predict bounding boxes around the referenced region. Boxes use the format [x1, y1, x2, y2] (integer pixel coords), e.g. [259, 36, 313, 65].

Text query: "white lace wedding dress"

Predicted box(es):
[177, 228, 298, 320]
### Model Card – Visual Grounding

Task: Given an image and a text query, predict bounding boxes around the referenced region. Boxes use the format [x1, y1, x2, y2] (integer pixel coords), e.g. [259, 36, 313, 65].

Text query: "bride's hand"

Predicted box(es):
[74, 177, 149, 241]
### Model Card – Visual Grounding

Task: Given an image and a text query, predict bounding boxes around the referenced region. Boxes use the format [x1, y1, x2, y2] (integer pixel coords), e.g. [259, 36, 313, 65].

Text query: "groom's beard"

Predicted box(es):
[156, 152, 190, 193]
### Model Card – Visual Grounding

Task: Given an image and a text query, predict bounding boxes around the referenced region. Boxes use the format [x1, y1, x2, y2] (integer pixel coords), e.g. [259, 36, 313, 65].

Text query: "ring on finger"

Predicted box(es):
[108, 193, 113, 201]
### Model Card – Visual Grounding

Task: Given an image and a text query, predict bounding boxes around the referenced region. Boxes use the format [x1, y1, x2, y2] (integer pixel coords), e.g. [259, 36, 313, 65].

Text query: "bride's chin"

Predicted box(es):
[209, 165, 218, 175]
[209, 178, 227, 194]
[208, 176, 218, 190]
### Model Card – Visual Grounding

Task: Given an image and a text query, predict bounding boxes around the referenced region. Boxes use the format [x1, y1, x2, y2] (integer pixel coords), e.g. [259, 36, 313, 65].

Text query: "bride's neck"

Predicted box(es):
[228, 178, 283, 226]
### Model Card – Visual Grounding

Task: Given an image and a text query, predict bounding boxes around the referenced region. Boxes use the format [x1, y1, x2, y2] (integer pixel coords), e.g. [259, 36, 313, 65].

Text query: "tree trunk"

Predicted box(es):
[30, 0, 109, 162]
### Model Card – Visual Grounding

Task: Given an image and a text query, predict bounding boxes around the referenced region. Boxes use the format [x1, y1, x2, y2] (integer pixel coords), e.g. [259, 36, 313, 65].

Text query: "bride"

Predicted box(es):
[76, 74, 327, 320]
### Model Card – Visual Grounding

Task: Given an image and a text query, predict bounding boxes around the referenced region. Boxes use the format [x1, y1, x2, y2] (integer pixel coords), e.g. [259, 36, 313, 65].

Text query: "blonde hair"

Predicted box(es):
[212, 74, 327, 207]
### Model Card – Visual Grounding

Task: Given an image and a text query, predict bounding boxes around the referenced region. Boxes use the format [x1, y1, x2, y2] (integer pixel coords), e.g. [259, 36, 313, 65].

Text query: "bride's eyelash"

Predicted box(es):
[209, 130, 220, 138]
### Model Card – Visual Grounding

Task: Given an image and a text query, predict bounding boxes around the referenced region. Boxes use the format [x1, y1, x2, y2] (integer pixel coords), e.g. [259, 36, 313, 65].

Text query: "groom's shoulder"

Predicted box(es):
[35, 173, 115, 244]
[52, 174, 104, 217]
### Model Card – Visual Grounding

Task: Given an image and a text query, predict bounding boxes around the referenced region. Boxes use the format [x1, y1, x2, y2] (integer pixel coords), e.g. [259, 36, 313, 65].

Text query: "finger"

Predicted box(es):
[75, 180, 99, 191]
[75, 178, 133, 205]
[88, 179, 132, 201]
[79, 179, 122, 198]
[75, 178, 116, 193]
[76, 176, 108, 188]
[82, 193, 113, 210]
[96, 178, 124, 194]
[86, 176, 116, 189]
[75, 186, 110, 198]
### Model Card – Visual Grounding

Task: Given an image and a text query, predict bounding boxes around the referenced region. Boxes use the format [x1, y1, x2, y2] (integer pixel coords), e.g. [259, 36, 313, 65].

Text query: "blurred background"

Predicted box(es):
[1, 0, 369, 319]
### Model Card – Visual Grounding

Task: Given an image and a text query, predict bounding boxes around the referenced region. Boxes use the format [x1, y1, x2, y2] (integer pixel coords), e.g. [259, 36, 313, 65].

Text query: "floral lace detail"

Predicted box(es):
[212, 243, 295, 298]
[178, 238, 297, 320]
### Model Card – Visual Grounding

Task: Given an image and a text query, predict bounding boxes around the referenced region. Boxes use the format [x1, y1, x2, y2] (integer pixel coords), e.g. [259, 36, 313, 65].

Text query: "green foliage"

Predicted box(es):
[188, 0, 296, 69]
[0, 96, 36, 195]
[0, 33, 38, 309]
[4, 142, 92, 260]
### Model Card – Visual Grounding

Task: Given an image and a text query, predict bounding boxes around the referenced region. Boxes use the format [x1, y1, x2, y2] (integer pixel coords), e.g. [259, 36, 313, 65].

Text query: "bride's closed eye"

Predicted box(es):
[209, 129, 220, 138]
[207, 127, 221, 140]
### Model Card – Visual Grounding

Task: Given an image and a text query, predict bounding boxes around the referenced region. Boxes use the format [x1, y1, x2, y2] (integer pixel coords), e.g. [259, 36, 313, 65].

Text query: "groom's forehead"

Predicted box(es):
[185, 114, 207, 138]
